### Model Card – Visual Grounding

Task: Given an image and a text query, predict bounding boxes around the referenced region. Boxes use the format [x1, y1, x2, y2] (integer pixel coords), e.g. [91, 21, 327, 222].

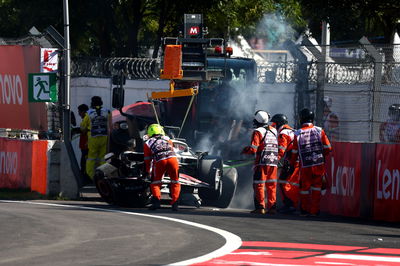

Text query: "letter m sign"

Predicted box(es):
[189, 26, 199, 36]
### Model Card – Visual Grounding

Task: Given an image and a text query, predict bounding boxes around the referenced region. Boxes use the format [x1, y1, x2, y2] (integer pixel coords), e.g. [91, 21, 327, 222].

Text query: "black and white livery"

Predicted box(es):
[93, 102, 238, 208]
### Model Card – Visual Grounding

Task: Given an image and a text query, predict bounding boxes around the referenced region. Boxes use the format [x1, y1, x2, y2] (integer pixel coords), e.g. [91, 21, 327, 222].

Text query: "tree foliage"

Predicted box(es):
[1, 0, 398, 57]
[300, 0, 400, 43]
[0, 0, 63, 38]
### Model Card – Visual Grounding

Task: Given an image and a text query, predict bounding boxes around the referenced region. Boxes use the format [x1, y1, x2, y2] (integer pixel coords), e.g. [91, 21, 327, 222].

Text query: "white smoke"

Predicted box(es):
[255, 13, 297, 49]
[251, 12, 298, 126]
[191, 12, 299, 210]
[224, 12, 298, 210]
[394, 31, 400, 62]
[193, 132, 214, 153]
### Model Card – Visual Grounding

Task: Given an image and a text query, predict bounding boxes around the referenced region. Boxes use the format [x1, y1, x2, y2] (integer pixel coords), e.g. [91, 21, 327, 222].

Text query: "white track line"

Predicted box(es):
[322, 254, 400, 262]
[0, 200, 242, 265]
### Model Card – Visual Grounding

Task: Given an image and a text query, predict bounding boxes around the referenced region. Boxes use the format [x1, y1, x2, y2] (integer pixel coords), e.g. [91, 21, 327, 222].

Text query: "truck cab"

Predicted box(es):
[196, 57, 257, 133]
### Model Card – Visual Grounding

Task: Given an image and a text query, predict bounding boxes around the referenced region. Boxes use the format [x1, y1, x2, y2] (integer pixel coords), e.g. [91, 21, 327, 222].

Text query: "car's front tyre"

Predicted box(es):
[94, 170, 115, 204]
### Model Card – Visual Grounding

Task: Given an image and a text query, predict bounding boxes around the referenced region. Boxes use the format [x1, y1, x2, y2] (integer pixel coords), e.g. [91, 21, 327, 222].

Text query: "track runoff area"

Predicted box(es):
[3, 201, 400, 265]
[193, 242, 400, 265]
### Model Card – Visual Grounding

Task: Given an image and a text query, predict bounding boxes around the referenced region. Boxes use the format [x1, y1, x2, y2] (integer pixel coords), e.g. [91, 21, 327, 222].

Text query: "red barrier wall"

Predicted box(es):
[0, 45, 47, 130]
[0, 137, 398, 221]
[0, 138, 32, 188]
[320, 142, 399, 222]
[321, 142, 362, 217]
[374, 144, 400, 222]
[0, 138, 47, 194]
[31, 140, 48, 194]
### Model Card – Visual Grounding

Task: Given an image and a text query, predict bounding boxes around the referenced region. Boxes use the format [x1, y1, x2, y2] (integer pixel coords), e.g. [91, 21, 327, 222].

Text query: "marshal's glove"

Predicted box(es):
[241, 146, 253, 155]
[141, 172, 150, 181]
[279, 159, 294, 180]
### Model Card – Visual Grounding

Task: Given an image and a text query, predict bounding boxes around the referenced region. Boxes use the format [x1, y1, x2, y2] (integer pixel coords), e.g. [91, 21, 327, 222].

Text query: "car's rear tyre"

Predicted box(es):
[94, 170, 115, 204]
[198, 155, 223, 203]
[114, 194, 150, 207]
[216, 167, 238, 208]
[109, 178, 151, 207]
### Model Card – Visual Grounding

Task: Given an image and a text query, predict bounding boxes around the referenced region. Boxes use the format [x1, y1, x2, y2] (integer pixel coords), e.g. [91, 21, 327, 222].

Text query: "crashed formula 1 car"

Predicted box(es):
[93, 102, 238, 208]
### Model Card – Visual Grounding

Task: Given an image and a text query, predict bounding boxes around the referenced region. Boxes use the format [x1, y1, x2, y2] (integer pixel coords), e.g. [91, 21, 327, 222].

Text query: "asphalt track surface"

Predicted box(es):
[1, 190, 400, 266]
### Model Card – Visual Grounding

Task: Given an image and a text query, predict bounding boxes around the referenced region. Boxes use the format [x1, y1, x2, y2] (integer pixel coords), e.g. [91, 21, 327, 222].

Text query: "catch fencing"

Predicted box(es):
[3, 32, 400, 143]
[257, 41, 400, 143]
[68, 41, 400, 143]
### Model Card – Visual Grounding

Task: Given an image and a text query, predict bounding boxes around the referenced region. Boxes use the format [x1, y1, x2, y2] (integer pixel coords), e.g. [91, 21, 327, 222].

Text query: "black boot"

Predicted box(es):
[149, 198, 161, 210]
[300, 209, 309, 217]
[171, 201, 179, 211]
[267, 204, 277, 214]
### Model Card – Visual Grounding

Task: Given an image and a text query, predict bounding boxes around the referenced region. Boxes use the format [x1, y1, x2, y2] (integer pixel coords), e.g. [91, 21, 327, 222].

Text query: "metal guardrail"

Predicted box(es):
[382, 63, 400, 85]
[324, 63, 375, 84]
[258, 61, 400, 85]
[257, 62, 297, 83]
[3, 33, 399, 85]
[71, 57, 400, 85]
[71, 57, 160, 79]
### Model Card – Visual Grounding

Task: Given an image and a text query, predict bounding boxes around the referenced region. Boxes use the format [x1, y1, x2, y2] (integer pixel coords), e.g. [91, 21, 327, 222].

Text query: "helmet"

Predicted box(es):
[91, 96, 103, 108]
[253, 110, 270, 127]
[389, 104, 400, 121]
[299, 108, 314, 124]
[270, 114, 288, 129]
[147, 124, 165, 137]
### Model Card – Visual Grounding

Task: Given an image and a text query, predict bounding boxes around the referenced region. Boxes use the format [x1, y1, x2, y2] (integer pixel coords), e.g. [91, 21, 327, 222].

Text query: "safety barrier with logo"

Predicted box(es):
[374, 144, 400, 222]
[0, 45, 47, 130]
[0, 137, 398, 222]
[321, 142, 400, 222]
[0, 137, 48, 194]
[321, 142, 362, 217]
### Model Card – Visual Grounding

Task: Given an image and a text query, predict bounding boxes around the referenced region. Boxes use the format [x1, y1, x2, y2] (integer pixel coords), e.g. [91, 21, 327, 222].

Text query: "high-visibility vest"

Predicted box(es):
[255, 126, 278, 167]
[145, 135, 176, 162]
[88, 108, 109, 137]
[295, 126, 324, 168]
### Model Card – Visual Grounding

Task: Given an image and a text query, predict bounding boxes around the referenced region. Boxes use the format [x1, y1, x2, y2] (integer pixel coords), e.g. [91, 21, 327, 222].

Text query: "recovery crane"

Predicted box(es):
[112, 13, 257, 157]
[98, 14, 256, 208]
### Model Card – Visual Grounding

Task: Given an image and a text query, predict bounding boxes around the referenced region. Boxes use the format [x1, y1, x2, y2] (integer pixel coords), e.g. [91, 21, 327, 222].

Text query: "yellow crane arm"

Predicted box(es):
[150, 80, 198, 100]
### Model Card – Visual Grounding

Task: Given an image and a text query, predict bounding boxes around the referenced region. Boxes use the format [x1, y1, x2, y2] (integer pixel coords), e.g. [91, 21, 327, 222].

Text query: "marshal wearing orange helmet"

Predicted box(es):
[291, 108, 332, 216]
[241, 110, 278, 214]
[144, 124, 181, 211]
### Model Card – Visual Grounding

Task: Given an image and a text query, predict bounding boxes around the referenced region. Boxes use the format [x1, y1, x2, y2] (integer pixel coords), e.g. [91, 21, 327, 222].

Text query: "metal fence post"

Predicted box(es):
[301, 38, 325, 127]
[284, 40, 310, 127]
[359, 37, 384, 142]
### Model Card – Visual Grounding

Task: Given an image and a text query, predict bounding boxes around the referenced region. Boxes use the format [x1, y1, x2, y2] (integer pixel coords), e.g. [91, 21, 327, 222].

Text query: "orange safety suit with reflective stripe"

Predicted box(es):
[277, 124, 300, 209]
[291, 123, 332, 215]
[144, 135, 181, 204]
[242, 126, 278, 210]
